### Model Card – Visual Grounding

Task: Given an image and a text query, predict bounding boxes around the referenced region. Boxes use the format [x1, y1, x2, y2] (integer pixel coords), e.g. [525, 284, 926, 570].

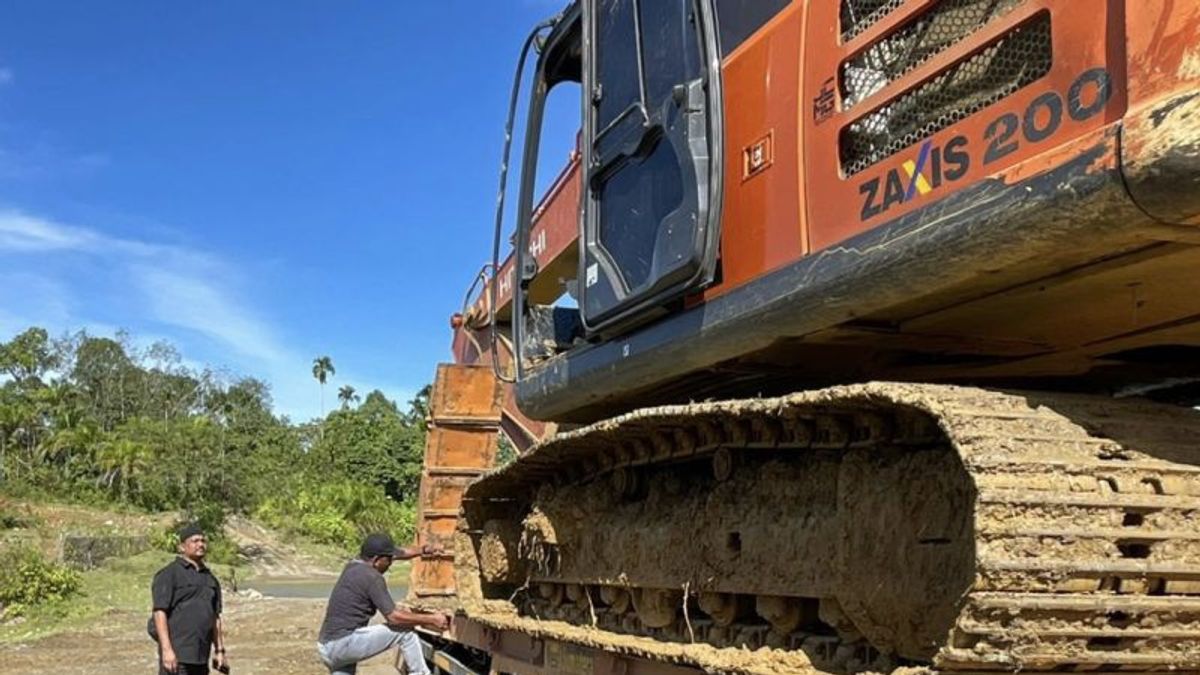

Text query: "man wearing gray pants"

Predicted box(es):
[317, 533, 450, 675]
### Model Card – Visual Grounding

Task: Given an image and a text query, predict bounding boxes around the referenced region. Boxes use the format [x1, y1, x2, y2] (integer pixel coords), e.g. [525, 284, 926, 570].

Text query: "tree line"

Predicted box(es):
[0, 326, 428, 548]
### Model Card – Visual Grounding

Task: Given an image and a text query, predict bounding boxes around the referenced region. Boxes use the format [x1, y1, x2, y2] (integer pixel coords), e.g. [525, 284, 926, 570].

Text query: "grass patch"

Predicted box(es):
[289, 536, 353, 572]
[0, 498, 353, 644]
[0, 550, 240, 645]
[0, 511, 36, 530]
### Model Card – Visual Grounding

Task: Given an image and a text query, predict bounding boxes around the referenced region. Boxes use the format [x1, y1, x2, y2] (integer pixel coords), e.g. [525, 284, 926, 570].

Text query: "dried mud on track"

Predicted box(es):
[459, 383, 1200, 673]
[0, 596, 401, 675]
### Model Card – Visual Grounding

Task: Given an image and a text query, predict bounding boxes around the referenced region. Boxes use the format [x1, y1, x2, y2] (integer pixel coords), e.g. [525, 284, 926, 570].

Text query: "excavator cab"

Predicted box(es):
[511, 1, 798, 378]
[511, 1, 722, 372]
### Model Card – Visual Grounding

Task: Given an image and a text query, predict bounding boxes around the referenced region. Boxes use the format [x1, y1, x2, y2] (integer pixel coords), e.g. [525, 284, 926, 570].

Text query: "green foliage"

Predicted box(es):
[496, 433, 518, 468]
[311, 356, 335, 386]
[312, 355, 336, 416]
[150, 525, 241, 567]
[0, 325, 431, 558]
[0, 546, 81, 618]
[0, 501, 37, 530]
[0, 511, 31, 530]
[310, 390, 424, 502]
[151, 507, 243, 566]
[0, 327, 58, 385]
[256, 480, 415, 549]
[149, 525, 179, 554]
[337, 385, 358, 409]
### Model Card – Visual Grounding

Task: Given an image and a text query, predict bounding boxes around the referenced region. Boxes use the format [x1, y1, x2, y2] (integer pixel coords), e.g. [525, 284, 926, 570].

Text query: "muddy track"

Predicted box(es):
[453, 383, 1200, 674]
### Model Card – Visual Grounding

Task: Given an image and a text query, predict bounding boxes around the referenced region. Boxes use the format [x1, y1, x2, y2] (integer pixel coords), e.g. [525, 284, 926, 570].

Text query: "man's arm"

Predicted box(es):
[385, 606, 451, 632]
[367, 572, 449, 632]
[154, 610, 177, 673]
[212, 616, 227, 671]
[213, 615, 225, 651]
[210, 575, 227, 671]
[152, 570, 177, 673]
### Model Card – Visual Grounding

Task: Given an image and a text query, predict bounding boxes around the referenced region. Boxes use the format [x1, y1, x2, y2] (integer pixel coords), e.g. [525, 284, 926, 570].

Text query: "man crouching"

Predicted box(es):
[317, 533, 450, 675]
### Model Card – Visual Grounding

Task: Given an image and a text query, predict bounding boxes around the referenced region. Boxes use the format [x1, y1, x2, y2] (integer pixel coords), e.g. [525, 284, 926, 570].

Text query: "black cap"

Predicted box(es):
[177, 522, 205, 542]
[360, 532, 401, 558]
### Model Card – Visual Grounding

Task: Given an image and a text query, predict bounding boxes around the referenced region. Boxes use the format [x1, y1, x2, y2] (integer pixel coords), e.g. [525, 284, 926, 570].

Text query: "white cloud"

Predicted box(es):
[0, 212, 262, 358]
[0, 210, 100, 251]
[132, 265, 285, 364]
[0, 209, 298, 411]
[0, 68, 12, 86]
[0, 208, 418, 419]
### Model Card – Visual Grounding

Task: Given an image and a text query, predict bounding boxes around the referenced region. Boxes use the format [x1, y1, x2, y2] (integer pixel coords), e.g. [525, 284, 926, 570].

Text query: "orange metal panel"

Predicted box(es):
[430, 363, 503, 422]
[420, 475, 474, 511]
[419, 513, 460, 539]
[424, 426, 499, 469]
[802, 0, 1128, 252]
[448, 325, 554, 451]
[411, 556, 457, 596]
[703, 4, 807, 298]
[1124, 0, 1200, 106]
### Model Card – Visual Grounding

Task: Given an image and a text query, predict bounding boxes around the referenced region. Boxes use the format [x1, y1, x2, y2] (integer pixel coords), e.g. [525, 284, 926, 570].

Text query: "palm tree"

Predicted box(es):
[43, 422, 104, 482]
[337, 385, 359, 410]
[312, 356, 336, 416]
[96, 438, 152, 502]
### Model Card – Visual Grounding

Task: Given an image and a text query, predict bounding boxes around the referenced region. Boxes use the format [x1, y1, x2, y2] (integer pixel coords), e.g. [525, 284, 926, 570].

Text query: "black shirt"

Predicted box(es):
[150, 557, 222, 664]
[318, 560, 397, 642]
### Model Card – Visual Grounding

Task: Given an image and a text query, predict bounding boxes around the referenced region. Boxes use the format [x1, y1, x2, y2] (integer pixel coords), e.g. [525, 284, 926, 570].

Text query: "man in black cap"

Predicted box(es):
[316, 532, 450, 675]
[150, 523, 227, 674]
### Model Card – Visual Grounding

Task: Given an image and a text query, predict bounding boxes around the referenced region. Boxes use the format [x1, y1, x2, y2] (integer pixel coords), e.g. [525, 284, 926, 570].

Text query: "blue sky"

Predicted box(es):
[0, 1, 579, 420]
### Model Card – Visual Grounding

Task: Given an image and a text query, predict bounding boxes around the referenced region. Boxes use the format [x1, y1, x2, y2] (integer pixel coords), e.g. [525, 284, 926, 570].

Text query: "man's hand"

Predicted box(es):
[424, 612, 451, 633]
[396, 542, 444, 560]
[213, 651, 229, 674]
[386, 607, 452, 632]
[161, 646, 178, 673]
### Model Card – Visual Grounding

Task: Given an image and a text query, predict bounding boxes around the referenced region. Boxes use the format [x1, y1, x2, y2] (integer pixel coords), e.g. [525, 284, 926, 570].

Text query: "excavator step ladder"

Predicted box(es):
[410, 363, 503, 600]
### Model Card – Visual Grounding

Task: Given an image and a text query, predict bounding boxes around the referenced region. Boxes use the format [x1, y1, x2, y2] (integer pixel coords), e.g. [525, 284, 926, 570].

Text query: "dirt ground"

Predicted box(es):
[0, 594, 407, 675]
[0, 500, 406, 675]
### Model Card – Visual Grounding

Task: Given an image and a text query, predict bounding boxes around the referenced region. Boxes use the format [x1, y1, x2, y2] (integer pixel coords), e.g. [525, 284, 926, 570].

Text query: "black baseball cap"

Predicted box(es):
[177, 522, 205, 542]
[360, 532, 402, 558]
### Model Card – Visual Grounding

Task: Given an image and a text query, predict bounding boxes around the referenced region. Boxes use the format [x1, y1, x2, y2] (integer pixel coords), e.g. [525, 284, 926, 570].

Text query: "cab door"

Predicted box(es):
[579, 0, 723, 333]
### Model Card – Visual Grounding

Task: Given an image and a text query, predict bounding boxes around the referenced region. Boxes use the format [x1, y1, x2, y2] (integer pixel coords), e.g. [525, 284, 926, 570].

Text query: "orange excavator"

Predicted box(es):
[408, 1, 1200, 673]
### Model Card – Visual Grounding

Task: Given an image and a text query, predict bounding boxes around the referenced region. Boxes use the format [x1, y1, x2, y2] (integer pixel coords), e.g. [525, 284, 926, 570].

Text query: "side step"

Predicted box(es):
[417, 634, 486, 675]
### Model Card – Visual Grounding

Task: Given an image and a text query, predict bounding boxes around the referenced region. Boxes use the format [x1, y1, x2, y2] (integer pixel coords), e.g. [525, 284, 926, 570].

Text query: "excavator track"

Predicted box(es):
[453, 384, 1200, 673]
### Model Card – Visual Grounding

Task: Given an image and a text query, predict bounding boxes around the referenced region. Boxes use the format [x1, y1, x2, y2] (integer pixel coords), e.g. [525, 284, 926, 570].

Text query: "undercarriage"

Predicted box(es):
[452, 384, 1200, 673]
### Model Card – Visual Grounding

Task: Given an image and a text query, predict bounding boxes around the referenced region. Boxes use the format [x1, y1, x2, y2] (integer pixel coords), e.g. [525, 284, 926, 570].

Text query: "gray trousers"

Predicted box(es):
[317, 625, 429, 675]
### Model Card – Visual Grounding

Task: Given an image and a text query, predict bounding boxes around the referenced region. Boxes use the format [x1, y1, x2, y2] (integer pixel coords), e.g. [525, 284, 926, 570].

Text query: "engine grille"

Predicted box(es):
[841, 0, 907, 42]
[841, 0, 1026, 110]
[839, 11, 1052, 177]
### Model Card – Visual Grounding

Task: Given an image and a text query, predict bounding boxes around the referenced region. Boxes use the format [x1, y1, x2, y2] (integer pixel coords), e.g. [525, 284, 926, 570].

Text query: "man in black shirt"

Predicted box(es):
[150, 523, 227, 675]
[317, 533, 450, 675]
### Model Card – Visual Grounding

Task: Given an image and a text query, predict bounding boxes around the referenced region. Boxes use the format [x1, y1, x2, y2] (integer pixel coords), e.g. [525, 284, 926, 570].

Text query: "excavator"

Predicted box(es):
[407, 1, 1200, 673]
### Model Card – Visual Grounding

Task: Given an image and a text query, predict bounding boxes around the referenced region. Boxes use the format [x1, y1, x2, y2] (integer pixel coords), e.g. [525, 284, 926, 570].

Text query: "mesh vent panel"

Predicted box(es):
[841, 0, 906, 41]
[842, 0, 1025, 110]
[839, 12, 1051, 176]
